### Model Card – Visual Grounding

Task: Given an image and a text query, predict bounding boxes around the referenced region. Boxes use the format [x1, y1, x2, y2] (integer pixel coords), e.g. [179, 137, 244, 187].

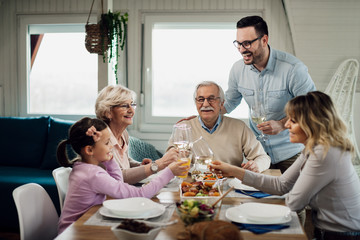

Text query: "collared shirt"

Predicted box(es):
[224, 46, 316, 164]
[198, 115, 221, 134]
[108, 127, 130, 169]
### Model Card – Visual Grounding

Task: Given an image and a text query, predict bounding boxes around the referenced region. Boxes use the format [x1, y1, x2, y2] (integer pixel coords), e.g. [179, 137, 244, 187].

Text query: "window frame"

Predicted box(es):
[18, 14, 101, 120]
[140, 12, 259, 132]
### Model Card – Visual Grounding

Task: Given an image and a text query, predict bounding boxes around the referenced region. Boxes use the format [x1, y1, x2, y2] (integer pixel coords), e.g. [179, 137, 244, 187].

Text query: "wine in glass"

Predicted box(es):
[171, 123, 192, 151]
[250, 102, 268, 141]
[171, 123, 192, 178]
[192, 136, 214, 172]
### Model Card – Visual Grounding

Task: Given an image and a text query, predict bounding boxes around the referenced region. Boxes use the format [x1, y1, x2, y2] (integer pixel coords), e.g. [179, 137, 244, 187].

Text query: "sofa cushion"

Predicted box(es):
[40, 117, 76, 169]
[0, 116, 49, 167]
[128, 136, 163, 162]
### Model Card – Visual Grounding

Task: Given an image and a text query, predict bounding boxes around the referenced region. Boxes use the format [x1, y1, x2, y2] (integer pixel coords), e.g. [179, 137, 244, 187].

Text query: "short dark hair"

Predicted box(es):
[236, 15, 268, 37]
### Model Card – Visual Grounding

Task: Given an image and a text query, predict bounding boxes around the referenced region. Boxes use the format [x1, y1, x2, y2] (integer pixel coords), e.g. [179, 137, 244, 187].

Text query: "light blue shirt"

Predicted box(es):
[198, 115, 221, 134]
[224, 46, 316, 164]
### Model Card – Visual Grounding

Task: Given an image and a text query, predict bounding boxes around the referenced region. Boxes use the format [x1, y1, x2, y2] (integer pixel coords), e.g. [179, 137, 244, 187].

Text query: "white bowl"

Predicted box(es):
[111, 224, 161, 240]
[103, 198, 160, 217]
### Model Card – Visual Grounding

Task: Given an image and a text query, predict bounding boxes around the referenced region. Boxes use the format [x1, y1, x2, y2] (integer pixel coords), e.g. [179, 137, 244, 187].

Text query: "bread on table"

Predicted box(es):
[177, 220, 243, 240]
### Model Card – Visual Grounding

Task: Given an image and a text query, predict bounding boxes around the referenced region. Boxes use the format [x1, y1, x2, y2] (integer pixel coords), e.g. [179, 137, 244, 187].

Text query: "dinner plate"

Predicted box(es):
[103, 198, 165, 217]
[225, 203, 292, 224]
[99, 204, 166, 219]
[228, 178, 259, 191]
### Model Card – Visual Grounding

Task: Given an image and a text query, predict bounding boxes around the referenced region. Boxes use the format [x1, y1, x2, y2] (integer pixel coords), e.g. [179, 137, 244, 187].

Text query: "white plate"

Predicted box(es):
[103, 198, 164, 217]
[99, 205, 165, 219]
[228, 178, 259, 191]
[225, 203, 292, 224]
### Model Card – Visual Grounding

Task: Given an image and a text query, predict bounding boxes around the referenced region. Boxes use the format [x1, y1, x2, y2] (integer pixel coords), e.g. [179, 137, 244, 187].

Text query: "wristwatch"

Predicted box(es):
[150, 162, 159, 173]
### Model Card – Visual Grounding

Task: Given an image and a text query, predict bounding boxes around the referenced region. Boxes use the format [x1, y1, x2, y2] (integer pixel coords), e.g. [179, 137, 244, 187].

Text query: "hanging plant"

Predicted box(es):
[85, 1, 128, 83]
[99, 11, 128, 82]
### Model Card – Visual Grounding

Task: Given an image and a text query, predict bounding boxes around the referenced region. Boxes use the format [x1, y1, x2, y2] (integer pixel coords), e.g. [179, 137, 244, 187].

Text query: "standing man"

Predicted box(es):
[169, 81, 270, 173]
[223, 15, 316, 173]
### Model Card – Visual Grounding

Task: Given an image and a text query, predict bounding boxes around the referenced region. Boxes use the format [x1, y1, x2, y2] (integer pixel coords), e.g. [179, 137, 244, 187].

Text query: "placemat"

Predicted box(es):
[218, 204, 304, 235]
[84, 204, 176, 227]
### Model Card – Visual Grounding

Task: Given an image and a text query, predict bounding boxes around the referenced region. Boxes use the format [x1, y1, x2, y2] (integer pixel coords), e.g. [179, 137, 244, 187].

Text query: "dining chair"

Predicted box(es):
[325, 58, 360, 165]
[12, 183, 59, 240]
[52, 166, 72, 211]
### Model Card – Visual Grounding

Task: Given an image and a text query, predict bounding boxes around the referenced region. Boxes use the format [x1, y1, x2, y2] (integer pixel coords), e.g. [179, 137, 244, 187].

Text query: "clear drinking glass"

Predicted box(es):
[192, 137, 214, 172]
[171, 123, 192, 178]
[171, 123, 192, 151]
[250, 101, 268, 141]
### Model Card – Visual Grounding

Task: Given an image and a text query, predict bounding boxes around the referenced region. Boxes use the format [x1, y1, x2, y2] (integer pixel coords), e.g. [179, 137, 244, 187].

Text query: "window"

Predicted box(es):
[29, 30, 97, 115]
[18, 15, 110, 119]
[142, 14, 250, 129]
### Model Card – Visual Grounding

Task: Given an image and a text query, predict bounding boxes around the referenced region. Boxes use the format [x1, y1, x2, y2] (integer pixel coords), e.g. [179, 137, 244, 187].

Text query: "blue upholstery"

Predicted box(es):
[40, 117, 76, 169]
[0, 116, 49, 168]
[129, 136, 163, 162]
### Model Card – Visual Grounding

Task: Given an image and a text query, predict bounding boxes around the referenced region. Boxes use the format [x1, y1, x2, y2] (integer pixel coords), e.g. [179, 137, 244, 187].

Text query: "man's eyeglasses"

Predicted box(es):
[233, 35, 263, 49]
[195, 97, 220, 104]
[112, 103, 137, 110]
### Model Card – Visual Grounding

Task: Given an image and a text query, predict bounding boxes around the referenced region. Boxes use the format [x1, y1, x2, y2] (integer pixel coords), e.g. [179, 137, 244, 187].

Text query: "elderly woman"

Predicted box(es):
[95, 85, 178, 184]
[211, 91, 360, 240]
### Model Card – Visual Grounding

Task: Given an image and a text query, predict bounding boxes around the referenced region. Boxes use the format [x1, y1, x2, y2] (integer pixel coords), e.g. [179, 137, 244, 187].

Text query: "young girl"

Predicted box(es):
[211, 91, 360, 239]
[56, 117, 188, 234]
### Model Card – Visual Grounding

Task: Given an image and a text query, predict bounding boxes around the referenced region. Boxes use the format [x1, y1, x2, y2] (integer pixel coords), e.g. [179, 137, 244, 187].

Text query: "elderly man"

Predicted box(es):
[169, 81, 270, 173]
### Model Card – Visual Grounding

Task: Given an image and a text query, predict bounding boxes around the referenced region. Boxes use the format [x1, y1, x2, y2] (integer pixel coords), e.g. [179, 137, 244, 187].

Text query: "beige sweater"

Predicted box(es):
[170, 116, 270, 173]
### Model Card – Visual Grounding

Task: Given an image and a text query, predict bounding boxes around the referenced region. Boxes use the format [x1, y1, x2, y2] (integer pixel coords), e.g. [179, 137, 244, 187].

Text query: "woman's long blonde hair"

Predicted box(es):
[285, 91, 354, 157]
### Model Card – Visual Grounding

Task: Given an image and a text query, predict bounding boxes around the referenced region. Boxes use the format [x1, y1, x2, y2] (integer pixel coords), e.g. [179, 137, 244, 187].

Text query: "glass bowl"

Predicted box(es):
[175, 201, 218, 226]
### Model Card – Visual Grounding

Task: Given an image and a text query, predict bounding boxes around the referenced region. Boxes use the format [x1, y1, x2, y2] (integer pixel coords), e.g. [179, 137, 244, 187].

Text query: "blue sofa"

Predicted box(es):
[0, 116, 162, 232]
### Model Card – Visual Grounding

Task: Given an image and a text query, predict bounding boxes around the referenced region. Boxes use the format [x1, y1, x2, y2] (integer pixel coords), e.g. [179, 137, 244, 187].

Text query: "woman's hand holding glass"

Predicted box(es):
[168, 159, 191, 177]
[155, 148, 179, 170]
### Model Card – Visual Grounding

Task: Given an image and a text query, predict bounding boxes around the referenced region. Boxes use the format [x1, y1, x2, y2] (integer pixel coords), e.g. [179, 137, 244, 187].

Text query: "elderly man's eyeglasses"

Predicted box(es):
[233, 35, 263, 49]
[112, 103, 137, 110]
[195, 97, 220, 104]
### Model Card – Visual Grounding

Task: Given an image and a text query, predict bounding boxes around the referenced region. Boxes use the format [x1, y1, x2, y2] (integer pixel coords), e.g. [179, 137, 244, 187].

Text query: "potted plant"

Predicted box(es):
[85, 10, 128, 82]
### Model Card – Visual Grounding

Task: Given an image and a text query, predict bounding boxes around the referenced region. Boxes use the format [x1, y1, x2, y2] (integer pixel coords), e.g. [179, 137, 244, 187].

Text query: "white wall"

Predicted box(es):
[0, 0, 359, 153]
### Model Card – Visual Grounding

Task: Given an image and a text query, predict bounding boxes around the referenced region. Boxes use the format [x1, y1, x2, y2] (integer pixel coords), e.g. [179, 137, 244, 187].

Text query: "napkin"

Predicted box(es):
[235, 189, 272, 198]
[232, 222, 290, 234]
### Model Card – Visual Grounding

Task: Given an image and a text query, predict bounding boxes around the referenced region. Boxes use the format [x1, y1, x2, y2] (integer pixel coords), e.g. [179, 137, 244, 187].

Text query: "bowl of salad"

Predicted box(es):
[175, 199, 218, 226]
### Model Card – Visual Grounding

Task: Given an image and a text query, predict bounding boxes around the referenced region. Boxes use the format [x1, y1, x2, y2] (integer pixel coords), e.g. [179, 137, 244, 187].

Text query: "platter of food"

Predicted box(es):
[191, 172, 224, 182]
[180, 181, 222, 206]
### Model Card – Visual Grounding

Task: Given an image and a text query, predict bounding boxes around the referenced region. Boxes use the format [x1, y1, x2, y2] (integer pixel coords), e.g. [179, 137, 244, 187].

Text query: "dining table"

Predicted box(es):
[55, 169, 307, 240]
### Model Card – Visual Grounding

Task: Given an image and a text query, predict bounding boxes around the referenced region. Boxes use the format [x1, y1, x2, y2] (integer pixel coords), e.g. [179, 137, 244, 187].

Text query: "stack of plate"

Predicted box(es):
[100, 197, 166, 219]
[226, 202, 292, 224]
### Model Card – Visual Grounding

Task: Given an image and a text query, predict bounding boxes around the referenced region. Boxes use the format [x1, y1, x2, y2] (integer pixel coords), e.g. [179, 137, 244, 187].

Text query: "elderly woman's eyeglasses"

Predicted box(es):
[112, 103, 137, 110]
[195, 97, 220, 104]
[233, 35, 263, 49]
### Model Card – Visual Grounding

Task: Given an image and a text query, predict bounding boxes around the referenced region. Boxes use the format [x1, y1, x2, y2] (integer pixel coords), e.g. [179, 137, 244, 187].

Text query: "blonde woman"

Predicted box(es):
[95, 85, 179, 184]
[211, 91, 360, 239]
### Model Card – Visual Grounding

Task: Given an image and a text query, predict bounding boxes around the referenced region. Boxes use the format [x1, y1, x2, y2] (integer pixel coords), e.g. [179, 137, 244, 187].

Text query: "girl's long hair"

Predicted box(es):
[285, 91, 354, 158]
[57, 117, 107, 167]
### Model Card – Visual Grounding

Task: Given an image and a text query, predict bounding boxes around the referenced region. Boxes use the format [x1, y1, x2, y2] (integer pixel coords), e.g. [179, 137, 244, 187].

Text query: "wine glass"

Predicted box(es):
[171, 123, 192, 178]
[171, 123, 192, 151]
[191, 136, 214, 173]
[250, 102, 268, 141]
